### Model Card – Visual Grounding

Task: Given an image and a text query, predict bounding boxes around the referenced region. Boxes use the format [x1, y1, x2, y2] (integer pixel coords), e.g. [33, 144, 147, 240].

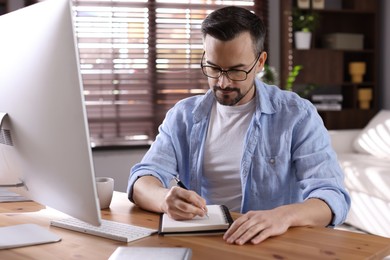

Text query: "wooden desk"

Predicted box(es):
[1, 192, 390, 260]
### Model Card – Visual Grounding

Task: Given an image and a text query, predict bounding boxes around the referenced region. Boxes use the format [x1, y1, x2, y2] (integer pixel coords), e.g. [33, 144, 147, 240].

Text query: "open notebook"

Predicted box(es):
[158, 205, 233, 236]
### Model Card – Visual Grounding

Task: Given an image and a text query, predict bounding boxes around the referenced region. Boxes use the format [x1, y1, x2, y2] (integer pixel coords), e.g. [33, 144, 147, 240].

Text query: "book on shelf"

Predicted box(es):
[314, 103, 342, 111]
[158, 205, 233, 236]
[311, 94, 343, 102]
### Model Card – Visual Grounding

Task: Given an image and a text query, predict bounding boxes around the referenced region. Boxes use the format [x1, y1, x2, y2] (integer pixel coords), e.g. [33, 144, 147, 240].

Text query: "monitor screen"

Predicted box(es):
[0, 0, 101, 226]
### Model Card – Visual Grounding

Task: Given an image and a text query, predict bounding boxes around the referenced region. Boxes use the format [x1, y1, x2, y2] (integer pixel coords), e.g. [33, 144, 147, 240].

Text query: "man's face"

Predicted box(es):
[202, 32, 266, 106]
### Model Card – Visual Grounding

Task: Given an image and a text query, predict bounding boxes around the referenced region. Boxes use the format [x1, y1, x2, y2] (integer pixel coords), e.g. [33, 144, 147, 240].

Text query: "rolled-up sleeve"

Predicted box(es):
[292, 107, 351, 226]
[127, 111, 179, 202]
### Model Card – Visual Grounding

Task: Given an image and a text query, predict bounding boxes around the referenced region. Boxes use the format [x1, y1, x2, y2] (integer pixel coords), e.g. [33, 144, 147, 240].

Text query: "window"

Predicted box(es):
[72, 0, 268, 147]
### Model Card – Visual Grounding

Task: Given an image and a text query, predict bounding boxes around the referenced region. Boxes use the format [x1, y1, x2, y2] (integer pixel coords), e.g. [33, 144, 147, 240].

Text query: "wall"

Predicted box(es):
[92, 148, 149, 192]
[7, 0, 24, 12]
[268, 0, 280, 74]
[380, 0, 390, 109]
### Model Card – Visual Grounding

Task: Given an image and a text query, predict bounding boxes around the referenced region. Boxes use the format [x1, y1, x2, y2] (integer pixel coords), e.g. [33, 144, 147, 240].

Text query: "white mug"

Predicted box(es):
[95, 177, 114, 209]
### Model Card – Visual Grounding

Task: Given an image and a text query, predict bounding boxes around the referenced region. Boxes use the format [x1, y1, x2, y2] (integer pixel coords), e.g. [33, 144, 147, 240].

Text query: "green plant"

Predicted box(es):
[297, 83, 317, 99]
[285, 65, 317, 98]
[258, 64, 279, 86]
[285, 65, 303, 91]
[292, 8, 319, 32]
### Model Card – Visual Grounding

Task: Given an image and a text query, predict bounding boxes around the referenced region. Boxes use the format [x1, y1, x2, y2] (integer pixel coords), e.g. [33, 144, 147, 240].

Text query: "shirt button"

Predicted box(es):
[269, 158, 275, 164]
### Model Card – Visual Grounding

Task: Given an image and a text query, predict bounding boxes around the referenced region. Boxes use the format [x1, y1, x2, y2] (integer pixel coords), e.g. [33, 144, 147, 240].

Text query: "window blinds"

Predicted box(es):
[72, 0, 265, 147]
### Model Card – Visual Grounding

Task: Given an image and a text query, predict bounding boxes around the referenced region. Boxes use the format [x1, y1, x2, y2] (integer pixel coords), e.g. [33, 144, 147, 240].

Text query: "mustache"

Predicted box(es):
[213, 85, 240, 92]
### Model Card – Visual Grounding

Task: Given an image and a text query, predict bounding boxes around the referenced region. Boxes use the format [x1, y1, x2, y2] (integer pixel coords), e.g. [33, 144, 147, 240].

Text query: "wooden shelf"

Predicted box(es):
[318, 109, 377, 129]
[341, 82, 376, 86]
[294, 48, 375, 53]
[314, 9, 376, 14]
[0, 0, 7, 15]
[281, 0, 379, 130]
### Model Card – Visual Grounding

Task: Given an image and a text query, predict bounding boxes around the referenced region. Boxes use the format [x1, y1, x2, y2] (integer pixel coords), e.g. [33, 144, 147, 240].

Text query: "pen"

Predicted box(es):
[174, 176, 208, 217]
[174, 176, 188, 190]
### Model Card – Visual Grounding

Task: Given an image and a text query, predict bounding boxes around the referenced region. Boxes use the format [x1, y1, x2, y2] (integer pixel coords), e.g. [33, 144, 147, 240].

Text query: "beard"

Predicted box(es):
[212, 83, 254, 106]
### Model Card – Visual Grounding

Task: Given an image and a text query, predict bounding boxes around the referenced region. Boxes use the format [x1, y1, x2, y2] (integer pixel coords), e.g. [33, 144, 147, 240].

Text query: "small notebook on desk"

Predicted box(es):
[109, 247, 192, 260]
[158, 205, 233, 236]
[0, 224, 61, 249]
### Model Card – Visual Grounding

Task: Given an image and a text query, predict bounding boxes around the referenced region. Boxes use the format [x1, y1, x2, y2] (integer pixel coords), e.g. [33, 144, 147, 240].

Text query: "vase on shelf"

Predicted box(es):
[297, 0, 310, 9]
[312, 0, 325, 9]
[294, 31, 312, 49]
[358, 88, 372, 110]
[349, 62, 366, 83]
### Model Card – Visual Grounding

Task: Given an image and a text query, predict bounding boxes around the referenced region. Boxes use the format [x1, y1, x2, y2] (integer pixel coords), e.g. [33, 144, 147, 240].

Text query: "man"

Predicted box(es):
[127, 6, 350, 245]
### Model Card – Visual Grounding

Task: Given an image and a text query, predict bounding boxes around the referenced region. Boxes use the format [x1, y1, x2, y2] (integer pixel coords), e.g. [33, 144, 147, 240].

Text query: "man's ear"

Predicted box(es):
[256, 51, 268, 73]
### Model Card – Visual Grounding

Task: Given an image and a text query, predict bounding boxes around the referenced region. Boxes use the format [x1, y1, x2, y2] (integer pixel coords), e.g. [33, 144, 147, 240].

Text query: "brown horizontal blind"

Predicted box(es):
[153, 1, 256, 125]
[72, 0, 262, 147]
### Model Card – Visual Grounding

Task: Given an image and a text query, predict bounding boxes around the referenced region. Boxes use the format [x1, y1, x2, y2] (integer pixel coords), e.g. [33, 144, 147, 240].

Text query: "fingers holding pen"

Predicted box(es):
[174, 186, 207, 218]
[164, 186, 207, 220]
[173, 176, 208, 216]
[178, 186, 207, 214]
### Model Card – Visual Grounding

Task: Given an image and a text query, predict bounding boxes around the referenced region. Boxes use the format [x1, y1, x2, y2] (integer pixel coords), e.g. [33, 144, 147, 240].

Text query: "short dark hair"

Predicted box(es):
[201, 6, 266, 55]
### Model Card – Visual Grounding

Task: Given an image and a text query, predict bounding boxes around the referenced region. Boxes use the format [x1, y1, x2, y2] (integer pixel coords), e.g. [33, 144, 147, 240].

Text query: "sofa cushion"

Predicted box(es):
[337, 153, 390, 201]
[337, 152, 390, 237]
[353, 110, 390, 158]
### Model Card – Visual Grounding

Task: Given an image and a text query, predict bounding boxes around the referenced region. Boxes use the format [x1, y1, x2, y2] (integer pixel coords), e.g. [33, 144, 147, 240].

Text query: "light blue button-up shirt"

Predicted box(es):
[127, 79, 351, 226]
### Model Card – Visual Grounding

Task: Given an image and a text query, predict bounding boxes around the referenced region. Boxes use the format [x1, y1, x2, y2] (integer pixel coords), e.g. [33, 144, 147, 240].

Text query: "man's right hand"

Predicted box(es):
[133, 176, 207, 220]
[162, 186, 207, 220]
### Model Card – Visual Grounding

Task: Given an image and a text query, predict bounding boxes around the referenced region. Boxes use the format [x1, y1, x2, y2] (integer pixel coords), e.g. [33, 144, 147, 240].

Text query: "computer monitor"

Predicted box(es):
[0, 0, 101, 226]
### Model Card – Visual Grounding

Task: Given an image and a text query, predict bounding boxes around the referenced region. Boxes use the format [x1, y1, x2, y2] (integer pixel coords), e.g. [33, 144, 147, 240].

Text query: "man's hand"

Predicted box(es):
[223, 208, 290, 245]
[223, 199, 332, 245]
[162, 186, 207, 220]
[133, 176, 207, 219]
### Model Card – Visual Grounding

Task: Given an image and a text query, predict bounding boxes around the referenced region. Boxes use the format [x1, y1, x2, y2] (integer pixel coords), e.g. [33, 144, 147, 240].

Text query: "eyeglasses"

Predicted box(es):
[200, 51, 261, 82]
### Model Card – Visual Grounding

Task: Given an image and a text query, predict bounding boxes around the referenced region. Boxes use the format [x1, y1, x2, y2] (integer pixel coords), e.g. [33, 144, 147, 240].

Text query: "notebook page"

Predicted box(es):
[161, 205, 230, 233]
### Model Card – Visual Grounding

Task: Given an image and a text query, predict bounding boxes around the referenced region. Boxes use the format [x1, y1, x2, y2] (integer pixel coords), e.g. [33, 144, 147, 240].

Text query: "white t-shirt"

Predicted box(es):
[202, 99, 255, 212]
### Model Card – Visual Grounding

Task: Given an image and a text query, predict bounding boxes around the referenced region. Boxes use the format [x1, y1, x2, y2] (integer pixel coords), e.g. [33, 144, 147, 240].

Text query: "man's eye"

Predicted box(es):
[228, 70, 242, 75]
[208, 67, 220, 72]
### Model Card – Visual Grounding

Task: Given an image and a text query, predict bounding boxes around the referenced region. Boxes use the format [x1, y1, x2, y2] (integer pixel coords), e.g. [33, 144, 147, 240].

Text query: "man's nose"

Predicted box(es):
[218, 72, 231, 89]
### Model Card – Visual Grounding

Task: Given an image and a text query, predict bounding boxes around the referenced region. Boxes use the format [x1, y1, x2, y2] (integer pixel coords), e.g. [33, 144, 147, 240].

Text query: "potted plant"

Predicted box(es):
[285, 65, 303, 91]
[257, 64, 279, 86]
[285, 65, 317, 99]
[292, 8, 319, 49]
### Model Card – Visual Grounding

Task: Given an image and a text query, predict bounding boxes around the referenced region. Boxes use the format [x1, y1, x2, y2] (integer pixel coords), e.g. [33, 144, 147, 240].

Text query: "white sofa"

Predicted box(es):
[329, 110, 390, 238]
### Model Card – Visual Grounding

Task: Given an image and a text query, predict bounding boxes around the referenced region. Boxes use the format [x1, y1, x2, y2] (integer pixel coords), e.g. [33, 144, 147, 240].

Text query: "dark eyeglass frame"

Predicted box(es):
[200, 51, 261, 82]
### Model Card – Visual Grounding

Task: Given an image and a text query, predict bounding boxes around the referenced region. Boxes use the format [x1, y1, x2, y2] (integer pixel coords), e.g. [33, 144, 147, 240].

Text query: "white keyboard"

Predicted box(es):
[51, 218, 157, 242]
